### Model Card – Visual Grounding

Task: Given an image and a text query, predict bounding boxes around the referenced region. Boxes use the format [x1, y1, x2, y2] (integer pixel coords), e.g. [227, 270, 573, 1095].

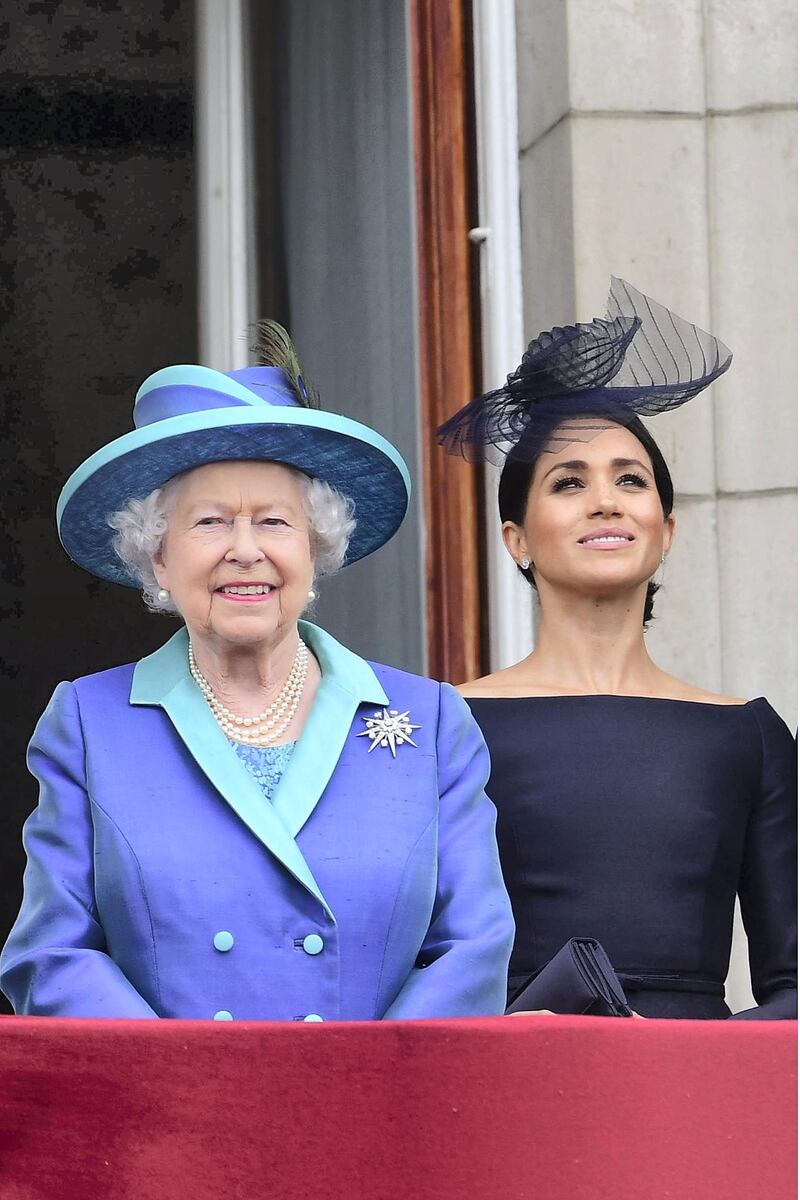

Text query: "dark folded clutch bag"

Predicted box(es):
[506, 937, 633, 1017]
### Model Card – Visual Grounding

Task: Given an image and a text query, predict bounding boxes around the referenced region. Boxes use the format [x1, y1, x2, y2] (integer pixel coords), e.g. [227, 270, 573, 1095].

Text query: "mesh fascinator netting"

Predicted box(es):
[437, 277, 733, 463]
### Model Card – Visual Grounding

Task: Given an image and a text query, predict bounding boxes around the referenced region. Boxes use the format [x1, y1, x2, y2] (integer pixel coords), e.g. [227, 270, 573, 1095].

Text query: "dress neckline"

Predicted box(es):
[464, 694, 761, 709]
[229, 739, 298, 751]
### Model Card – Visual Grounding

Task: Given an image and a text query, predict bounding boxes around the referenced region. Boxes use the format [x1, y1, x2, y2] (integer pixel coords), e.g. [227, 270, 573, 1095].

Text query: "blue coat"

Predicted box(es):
[1, 623, 514, 1021]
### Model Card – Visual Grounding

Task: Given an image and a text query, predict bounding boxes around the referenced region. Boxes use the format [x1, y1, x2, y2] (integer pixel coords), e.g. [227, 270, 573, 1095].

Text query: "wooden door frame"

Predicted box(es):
[410, 0, 483, 685]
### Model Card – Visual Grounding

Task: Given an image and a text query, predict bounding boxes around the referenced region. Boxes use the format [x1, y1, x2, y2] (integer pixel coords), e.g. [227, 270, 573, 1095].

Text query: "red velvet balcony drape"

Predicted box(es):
[0, 1015, 795, 1200]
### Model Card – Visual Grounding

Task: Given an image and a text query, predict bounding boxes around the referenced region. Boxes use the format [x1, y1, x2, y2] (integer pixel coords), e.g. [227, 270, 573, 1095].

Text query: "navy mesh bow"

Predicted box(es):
[438, 277, 732, 462]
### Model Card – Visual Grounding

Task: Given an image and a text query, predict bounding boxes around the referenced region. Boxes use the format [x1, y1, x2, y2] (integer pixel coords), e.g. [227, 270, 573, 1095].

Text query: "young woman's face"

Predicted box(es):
[152, 460, 315, 651]
[503, 423, 675, 602]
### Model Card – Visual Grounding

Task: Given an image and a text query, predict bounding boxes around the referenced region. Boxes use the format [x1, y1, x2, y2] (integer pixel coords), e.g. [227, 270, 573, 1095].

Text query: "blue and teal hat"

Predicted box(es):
[57, 358, 411, 586]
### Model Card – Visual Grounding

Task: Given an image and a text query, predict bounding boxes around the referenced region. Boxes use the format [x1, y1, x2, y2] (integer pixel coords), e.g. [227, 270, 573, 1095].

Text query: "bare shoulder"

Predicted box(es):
[456, 673, 504, 699]
[456, 667, 526, 699]
[656, 672, 748, 706]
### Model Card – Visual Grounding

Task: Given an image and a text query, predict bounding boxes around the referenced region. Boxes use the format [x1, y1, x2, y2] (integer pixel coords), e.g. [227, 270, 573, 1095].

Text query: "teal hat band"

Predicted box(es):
[134, 365, 298, 428]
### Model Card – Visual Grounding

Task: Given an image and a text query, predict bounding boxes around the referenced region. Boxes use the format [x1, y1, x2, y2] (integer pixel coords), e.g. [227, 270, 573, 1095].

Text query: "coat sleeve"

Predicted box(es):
[382, 683, 515, 1019]
[0, 682, 158, 1018]
[730, 701, 797, 1021]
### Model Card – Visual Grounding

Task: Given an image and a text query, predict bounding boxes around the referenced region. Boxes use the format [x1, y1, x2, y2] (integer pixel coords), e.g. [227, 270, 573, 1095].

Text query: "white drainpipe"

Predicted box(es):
[195, 0, 254, 371]
[471, 0, 535, 669]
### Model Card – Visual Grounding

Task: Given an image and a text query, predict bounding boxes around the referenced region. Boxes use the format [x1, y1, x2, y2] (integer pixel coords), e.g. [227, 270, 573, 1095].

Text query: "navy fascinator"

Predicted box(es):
[438, 277, 732, 462]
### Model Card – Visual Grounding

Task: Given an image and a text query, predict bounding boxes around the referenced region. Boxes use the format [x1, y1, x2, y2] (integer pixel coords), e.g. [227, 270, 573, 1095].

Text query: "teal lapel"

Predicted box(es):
[270, 621, 390, 838]
[130, 628, 332, 915]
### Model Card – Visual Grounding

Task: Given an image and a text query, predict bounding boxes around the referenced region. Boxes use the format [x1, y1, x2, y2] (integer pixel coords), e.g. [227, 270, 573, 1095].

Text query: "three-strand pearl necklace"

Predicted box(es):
[188, 640, 309, 746]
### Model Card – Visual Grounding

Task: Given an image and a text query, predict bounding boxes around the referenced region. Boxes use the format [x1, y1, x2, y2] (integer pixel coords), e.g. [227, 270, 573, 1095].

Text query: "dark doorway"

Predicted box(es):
[0, 0, 198, 980]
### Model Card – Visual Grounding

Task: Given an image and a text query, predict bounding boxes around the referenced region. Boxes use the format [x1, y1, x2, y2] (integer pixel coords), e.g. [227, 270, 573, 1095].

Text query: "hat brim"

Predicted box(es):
[57, 406, 411, 585]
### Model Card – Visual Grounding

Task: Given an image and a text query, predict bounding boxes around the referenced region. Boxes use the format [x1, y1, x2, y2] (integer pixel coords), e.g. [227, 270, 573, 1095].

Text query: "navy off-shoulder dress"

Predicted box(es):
[466, 696, 797, 1019]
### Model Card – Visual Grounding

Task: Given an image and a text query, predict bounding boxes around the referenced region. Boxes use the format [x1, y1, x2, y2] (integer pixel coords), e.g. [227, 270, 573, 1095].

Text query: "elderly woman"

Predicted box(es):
[1, 325, 514, 1021]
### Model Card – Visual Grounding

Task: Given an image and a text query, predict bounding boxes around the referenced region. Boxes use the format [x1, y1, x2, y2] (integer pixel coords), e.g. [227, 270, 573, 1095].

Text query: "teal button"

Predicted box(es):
[302, 934, 324, 956]
[303, 1013, 324, 1023]
[213, 931, 234, 952]
[213, 1010, 233, 1021]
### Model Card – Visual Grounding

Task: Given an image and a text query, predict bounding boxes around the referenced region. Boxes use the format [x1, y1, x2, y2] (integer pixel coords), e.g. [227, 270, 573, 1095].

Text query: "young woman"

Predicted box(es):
[439, 279, 796, 1020]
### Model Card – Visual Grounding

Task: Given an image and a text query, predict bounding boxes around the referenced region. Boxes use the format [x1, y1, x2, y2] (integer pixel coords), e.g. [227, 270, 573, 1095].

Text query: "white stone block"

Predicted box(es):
[570, 117, 709, 312]
[515, 0, 570, 150]
[645, 497, 722, 692]
[519, 120, 577, 337]
[566, 0, 705, 114]
[706, 0, 798, 110]
[709, 111, 798, 493]
[570, 115, 717, 497]
[717, 492, 797, 726]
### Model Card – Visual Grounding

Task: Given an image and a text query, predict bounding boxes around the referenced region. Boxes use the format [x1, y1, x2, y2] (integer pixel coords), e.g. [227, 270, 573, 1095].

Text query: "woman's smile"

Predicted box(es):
[215, 582, 278, 603]
[577, 527, 636, 550]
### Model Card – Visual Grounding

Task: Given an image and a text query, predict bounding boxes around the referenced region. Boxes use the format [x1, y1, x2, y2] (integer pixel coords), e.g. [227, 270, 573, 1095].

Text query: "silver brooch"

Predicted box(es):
[358, 708, 421, 757]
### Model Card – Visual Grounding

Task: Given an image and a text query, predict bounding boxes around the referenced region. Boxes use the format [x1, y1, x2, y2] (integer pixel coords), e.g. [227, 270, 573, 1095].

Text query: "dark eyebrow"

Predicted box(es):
[611, 457, 654, 478]
[541, 459, 588, 481]
[542, 456, 654, 481]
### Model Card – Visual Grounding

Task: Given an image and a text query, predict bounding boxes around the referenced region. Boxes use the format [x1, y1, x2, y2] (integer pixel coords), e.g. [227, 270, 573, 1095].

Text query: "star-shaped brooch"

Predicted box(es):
[358, 708, 421, 757]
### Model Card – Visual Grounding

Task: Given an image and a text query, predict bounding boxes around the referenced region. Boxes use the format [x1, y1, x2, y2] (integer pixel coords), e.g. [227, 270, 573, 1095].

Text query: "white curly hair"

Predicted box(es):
[108, 467, 356, 614]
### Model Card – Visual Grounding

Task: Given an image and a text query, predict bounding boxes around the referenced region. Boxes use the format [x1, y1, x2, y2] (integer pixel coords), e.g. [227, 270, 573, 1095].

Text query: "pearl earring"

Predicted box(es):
[157, 588, 170, 603]
[307, 588, 317, 602]
[520, 558, 531, 571]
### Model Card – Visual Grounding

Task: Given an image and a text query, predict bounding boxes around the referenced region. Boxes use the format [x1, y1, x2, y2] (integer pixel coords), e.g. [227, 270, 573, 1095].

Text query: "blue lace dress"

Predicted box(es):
[230, 741, 297, 804]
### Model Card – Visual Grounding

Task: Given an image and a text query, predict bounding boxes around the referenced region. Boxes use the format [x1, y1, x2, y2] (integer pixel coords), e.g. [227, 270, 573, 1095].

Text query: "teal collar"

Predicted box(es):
[130, 621, 388, 707]
[130, 623, 389, 916]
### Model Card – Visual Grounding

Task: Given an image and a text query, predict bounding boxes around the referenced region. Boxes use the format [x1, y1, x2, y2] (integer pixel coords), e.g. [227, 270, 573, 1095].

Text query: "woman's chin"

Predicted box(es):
[195, 615, 288, 648]
[548, 570, 651, 601]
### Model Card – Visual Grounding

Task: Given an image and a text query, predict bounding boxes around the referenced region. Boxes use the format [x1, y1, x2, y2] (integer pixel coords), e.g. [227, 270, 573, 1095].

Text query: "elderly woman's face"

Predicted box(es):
[152, 460, 314, 649]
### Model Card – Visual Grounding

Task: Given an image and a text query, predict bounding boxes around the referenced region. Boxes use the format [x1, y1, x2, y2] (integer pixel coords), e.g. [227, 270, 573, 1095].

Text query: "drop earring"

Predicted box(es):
[653, 552, 667, 586]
